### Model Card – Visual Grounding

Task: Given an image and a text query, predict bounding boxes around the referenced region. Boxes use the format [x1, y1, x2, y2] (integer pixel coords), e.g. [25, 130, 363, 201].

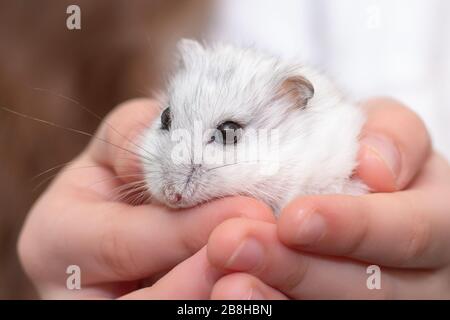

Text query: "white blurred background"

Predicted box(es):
[0, 0, 448, 299]
[209, 0, 450, 160]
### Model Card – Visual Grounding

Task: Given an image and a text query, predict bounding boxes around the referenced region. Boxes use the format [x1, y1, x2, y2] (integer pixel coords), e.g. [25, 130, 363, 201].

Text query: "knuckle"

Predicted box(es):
[106, 98, 157, 126]
[182, 217, 246, 258]
[365, 97, 431, 147]
[401, 195, 431, 265]
[390, 102, 431, 150]
[17, 204, 57, 281]
[276, 258, 310, 296]
[98, 219, 140, 279]
[344, 198, 372, 256]
[17, 227, 33, 277]
[179, 228, 205, 256]
[212, 273, 250, 299]
[403, 111, 430, 143]
[223, 196, 274, 222]
[93, 101, 159, 174]
[179, 219, 224, 257]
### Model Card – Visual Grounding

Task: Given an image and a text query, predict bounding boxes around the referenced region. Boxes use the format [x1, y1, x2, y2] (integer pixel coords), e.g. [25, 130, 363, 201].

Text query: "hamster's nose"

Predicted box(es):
[166, 191, 182, 205]
[163, 185, 183, 205]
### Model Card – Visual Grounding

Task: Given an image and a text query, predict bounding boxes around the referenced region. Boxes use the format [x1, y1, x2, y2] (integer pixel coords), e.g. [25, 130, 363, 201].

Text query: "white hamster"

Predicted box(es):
[139, 39, 367, 215]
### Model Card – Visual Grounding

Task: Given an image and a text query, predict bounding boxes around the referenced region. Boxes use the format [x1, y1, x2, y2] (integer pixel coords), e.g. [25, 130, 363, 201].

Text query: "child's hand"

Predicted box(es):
[17, 99, 274, 299]
[207, 98, 450, 299]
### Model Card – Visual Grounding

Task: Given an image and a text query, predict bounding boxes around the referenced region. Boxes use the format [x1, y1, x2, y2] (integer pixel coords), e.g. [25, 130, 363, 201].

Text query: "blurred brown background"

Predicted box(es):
[0, 0, 212, 299]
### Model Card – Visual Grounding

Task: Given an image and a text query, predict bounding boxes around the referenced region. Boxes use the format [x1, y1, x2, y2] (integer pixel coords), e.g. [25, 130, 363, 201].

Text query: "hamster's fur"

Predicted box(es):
[139, 39, 367, 215]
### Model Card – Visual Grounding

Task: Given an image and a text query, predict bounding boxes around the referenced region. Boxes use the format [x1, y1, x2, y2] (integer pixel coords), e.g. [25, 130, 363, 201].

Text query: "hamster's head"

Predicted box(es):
[140, 39, 318, 210]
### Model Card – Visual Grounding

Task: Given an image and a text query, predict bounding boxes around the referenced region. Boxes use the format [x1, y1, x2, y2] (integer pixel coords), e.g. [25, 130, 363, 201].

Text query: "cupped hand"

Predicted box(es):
[17, 99, 274, 299]
[208, 98, 450, 299]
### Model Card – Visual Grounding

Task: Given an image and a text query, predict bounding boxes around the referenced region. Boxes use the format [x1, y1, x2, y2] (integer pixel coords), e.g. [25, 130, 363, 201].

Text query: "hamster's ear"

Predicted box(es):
[175, 38, 204, 67]
[277, 75, 315, 109]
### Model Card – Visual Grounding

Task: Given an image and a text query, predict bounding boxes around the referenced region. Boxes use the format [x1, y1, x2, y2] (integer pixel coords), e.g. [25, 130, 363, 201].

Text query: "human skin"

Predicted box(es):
[18, 98, 450, 299]
[17, 99, 275, 299]
[208, 99, 450, 299]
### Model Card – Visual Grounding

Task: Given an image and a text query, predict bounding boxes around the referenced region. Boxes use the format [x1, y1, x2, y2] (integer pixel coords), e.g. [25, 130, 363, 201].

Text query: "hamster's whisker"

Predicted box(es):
[84, 174, 147, 194]
[31, 160, 146, 192]
[1, 106, 154, 164]
[109, 180, 146, 193]
[128, 188, 152, 206]
[32, 158, 137, 182]
[114, 187, 144, 203]
[206, 159, 276, 172]
[110, 180, 149, 204]
[31, 161, 75, 181]
[107, 181, 147, 200]
[32, 170, 74, 192]
[32, 88, 156, 159]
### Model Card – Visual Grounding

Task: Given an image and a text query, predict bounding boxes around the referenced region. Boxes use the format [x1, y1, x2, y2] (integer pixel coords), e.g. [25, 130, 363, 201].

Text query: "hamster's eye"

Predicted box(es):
[215, 121, 243, 145]
[160, 107, 171, 130]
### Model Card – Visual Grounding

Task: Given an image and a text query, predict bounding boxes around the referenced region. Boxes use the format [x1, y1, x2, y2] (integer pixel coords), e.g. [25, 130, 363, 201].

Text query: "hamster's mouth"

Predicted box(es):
[161, 196, 208, 210]
[159, 188, 202, 209]
[155, 187, 223, 210]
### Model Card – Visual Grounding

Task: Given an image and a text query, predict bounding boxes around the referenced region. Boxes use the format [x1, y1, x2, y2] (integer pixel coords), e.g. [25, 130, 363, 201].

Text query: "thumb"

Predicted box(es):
[356, 97, 431, 192]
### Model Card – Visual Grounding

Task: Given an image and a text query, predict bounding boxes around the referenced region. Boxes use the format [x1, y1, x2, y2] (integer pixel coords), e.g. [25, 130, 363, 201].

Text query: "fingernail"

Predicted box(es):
[246, 287, 265, 300]
[361, 134, 401, 180]
[225, 238, 264, 271]
[295, 208, 326, 245]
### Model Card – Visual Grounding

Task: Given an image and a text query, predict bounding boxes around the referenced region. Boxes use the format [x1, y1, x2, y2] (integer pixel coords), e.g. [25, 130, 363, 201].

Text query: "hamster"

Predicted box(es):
[139, 39, 367, 215]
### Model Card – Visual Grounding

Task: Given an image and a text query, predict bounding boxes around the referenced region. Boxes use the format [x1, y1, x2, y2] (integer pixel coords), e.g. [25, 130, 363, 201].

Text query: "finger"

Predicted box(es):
[23, 95, 275, 287]
[26, 186, 274, 285]
[211, 273, 288, 300]
[121, 247, 221, 299]
[208, 219, 450, 299]
[87, 98, 160, 184]
[278, 179, 450, 268]
[207, 218, 393, 299]
[357, 98, 431, 192]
